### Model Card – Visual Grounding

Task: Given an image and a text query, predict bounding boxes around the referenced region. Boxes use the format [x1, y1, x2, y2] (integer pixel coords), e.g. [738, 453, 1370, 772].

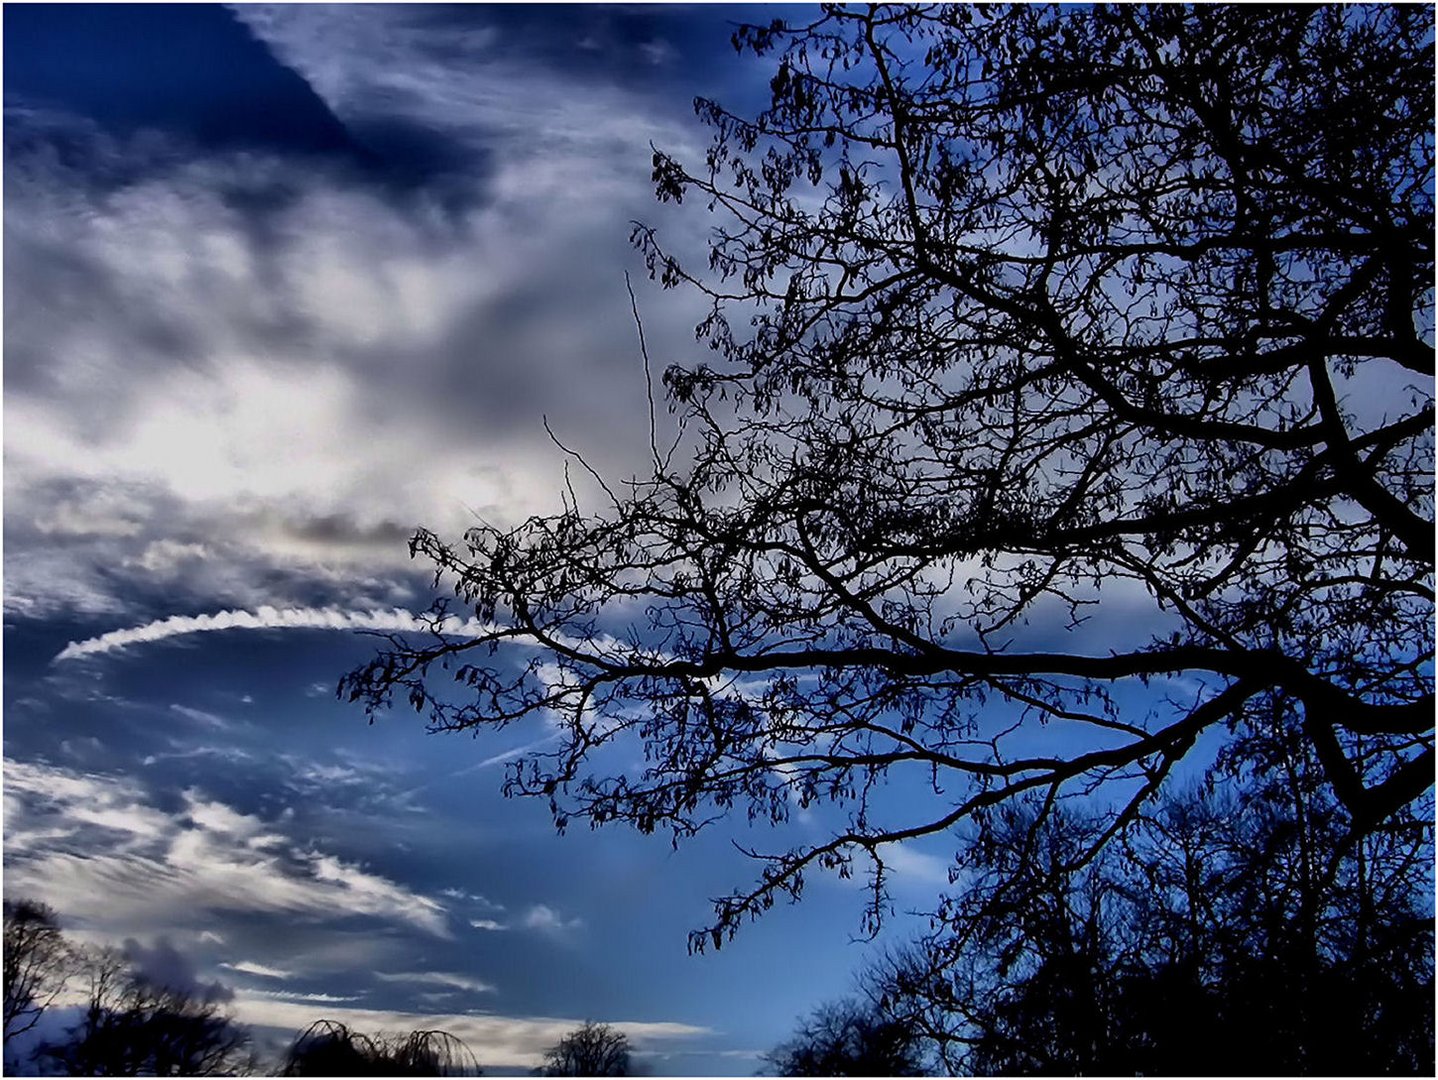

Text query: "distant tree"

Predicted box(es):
[863, 756, 1434, 1076]
[765, 999, 929, 1077]
[45, 946, 254, 1076]
[3, 899, 75, 1043]
[541, 1022, 630, 1077]
[281, 1019, 480, 1077]
[345, 2, 1433, 951]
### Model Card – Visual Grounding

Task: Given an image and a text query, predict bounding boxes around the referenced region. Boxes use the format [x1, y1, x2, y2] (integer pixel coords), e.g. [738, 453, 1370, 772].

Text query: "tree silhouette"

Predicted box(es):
[45, 946, 254, 1076]
[281, 1019, 480, 1076]
[344, 4, 1433, 949]
[3, 899, 75, 1044]
[765, 999, 929, 1077]
[859, 753, 1433, 1076]
[540, 1021, 631, 1077]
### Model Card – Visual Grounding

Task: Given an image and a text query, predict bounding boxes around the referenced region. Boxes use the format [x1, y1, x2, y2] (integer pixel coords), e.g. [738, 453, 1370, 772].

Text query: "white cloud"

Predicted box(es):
[469, 918, 508, 932]
[220, 960, 293, 980]
[4, 759, 173, 854]
[226, 995, 708, 1071]
[875, 843, 954, 888]
[54, 605, 495, 662]
[5, 14, 710, 625]
[127, 540, 211, 576]
[4, 759, 451, 939]
[296, 763, 364, 785]
[169, 703, 234, 729]
[522, 903, 583, 936]
[245, 989, 361, 1004]
[445, 735, 562, 780]
[142, 745, 256, 768]
[374, 970, 495, 994]
[305, 852, 449, 934]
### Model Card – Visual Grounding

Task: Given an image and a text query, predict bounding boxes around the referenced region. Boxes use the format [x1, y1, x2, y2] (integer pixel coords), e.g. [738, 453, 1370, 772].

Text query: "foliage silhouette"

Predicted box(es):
[344, 3, 1433, 949]
[764, 999, 929, 1077]
[3, 899, 75, 1044]
[859, 751, 1433, 1075]
[281, 1019, 480, 1076]
[540, 1021, 631, 1077]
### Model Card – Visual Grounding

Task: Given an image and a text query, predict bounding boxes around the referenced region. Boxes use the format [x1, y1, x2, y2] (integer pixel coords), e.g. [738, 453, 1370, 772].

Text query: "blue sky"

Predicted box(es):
[2, 4, 956, 1072]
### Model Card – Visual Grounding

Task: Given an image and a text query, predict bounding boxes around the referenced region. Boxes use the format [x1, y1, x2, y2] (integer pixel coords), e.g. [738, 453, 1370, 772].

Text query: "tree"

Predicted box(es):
[861, 756, 1433, 1076]
[540, 1022, 631, 1077]
[3, 899, 75, 1044]
[765, 999, 929, 1077]
[46, 946, 254, 1076]
[281, 1019, 480, 1076]
[344, 4, 1433, 949]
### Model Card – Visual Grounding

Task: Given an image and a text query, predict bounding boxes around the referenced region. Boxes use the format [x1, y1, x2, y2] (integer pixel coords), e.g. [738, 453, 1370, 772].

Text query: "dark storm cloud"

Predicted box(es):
[280, 512, 417, 549]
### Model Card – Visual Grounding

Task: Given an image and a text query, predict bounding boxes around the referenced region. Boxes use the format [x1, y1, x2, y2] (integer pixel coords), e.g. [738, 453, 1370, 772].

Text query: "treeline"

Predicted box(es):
[765, 760, 1434, 1076]
[2, 911, 632, 1076]
[7, 744, 1430, 1077]
[3, 905, 256, 1076]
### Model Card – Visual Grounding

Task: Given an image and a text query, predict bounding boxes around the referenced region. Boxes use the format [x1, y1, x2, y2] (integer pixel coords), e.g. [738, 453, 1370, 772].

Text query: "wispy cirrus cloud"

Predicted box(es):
[246, 989, 362, 1004]
[375, 970, 495, 994]
[4, 759, 451, 938]
[54, 605, 495, 662]
[220, 960, 293, 980]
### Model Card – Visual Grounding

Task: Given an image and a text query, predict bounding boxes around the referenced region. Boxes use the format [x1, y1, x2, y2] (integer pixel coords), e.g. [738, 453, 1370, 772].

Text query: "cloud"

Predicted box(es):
[169, 703, 236, 730]
[220, 960, 293, 980]
[4, 759, 451, 939]
[442, 886, 487, 902]
[142, 746, 256, 768]
[5, 7, 711, 626]
[225, 995, 709, 1071]
[54, 605, 495, 662]
[469, 918, 508, 932]
[126, 937, 235, 1002]
[246, 989, 362, 1004]
[374, 970, 495, 994]
[521, 903, 583, 936]
[447, 735, 562, 779]
[875, 843, 954, 888]
[295, 762, 364, 785]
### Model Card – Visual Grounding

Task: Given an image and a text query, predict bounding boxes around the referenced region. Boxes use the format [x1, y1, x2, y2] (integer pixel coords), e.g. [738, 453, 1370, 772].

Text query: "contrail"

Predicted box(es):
[53, 605, 494, 662]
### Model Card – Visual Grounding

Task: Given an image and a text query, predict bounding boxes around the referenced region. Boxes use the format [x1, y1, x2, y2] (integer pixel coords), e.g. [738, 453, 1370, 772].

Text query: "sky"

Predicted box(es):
[1, 3, 959, 1073]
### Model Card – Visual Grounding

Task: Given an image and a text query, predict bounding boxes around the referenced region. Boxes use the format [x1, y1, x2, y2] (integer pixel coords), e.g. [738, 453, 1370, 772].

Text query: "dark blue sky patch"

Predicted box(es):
[2, 3, 499, 198]
[4, 4, 357, 157]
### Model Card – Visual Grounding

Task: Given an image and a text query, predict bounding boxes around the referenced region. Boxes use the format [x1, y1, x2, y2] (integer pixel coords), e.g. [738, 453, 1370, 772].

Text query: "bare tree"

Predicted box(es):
[46, 946, 254, 1076]
[3, 899, 75, 1043]
[765, 999, 929, 1077]
[863, 760, 1433, 1075]
[344, 4, 1433, 948]
[3, 903, 74, 1046]
[541, 1022, 631, 1077]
